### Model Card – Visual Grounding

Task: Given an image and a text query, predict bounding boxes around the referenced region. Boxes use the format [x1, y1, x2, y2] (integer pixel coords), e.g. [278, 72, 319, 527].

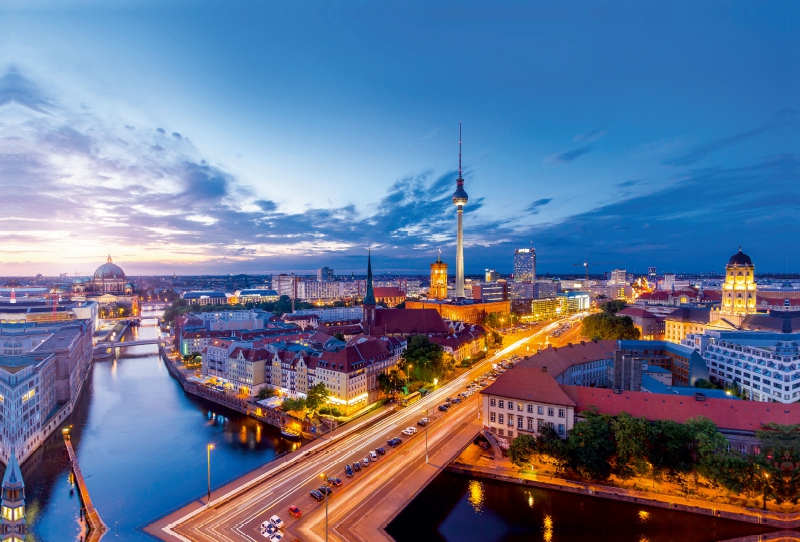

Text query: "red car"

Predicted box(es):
[288, 505, 301, 518]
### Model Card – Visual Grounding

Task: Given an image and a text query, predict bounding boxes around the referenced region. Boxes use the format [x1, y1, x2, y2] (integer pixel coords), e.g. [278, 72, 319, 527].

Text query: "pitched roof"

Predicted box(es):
[516, 340, 617, 378]
[617, 307, 657, 319]
[560, 386, 796, 433]
[741, 313, 800, 333]
[481, 367, 577, 407]
[2, 450, 23, 489]
[319, 339, 390, 373]
[372, 308, 449, 336]
[664, 307, 712, 324]
[374, 286, 406, 298]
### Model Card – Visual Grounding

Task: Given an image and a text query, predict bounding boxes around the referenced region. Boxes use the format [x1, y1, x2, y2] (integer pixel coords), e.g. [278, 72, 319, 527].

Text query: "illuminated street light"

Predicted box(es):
[206, 444, 215, 502]
[421, 408, 429, 463]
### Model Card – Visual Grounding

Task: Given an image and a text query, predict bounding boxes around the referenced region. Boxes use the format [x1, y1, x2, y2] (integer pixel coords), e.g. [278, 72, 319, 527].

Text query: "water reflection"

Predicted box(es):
[467, 480, 484, 513]
[543, 514, 553, 542]
[8, 310, 295, 541]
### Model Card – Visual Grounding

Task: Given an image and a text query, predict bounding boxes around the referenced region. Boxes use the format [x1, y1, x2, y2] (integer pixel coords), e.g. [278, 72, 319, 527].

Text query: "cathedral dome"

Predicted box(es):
[94, 256, 126, 280]
[727, 247, 753, 266]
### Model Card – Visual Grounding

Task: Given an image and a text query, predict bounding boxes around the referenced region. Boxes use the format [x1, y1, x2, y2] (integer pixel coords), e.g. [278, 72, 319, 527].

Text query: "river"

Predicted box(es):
[17, 310, 297, 541]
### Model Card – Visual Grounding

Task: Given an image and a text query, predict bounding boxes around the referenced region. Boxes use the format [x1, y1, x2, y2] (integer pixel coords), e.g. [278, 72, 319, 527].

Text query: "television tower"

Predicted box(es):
[452, 122, 469, 298]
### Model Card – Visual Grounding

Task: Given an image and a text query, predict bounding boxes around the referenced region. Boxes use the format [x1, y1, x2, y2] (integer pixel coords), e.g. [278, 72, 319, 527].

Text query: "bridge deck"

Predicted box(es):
[64, 435, 108, 541]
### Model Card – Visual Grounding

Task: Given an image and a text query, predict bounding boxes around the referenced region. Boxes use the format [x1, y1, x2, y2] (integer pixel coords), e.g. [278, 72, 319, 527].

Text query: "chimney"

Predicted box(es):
[541, 366, 547, 373]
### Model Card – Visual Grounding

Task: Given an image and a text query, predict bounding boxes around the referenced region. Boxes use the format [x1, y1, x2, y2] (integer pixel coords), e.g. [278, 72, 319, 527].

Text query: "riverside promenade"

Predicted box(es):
[64, 433, 108, 542]
[447, 445, 800, 530]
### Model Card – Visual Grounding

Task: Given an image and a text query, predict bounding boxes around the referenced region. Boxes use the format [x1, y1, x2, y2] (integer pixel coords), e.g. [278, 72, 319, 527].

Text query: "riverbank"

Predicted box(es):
[446, 444, 800, 529]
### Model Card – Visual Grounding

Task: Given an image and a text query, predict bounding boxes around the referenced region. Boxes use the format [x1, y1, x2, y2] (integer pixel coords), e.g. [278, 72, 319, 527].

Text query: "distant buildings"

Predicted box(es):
[513, 248, 536, 282]
[317, 267, 334, 282]
[484, 269, 500, 282]
[471, 282, 508, 303]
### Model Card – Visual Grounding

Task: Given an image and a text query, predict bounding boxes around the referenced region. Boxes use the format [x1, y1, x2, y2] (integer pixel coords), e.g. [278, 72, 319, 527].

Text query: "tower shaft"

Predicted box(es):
[455, 207, 465, 298]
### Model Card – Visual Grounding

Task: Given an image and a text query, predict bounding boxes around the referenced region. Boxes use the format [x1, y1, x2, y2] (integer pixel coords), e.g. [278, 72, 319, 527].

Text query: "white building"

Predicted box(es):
[293, 307, 363, 322]
[295, 281, 344, 302]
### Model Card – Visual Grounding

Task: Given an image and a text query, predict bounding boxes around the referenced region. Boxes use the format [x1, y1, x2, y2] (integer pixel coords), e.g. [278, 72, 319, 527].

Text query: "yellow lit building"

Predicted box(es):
[713, 247, 757, 326]
[406, 299, 510, 325]
[429, 254, 448, 300]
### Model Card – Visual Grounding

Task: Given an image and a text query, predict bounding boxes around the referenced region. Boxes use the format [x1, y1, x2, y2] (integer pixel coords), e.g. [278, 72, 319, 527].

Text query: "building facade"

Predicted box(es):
[513, 248, 536, 283]
[429, 255, 448, 300]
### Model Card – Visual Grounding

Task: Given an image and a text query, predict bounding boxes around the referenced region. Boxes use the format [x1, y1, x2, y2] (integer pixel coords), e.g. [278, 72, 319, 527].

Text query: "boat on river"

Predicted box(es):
[280, 428, 301, 440]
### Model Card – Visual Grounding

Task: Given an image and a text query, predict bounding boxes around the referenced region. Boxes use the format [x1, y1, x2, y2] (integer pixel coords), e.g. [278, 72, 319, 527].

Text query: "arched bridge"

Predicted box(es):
[95, 338, 172, 348]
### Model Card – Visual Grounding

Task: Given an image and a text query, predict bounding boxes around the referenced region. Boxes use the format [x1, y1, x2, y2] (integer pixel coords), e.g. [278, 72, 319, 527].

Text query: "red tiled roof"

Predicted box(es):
[374, 286, 406, 298]
[372, 308, 449, 336]
[481, 367, 577, 407]
[229, 347, 272, 362]
[516, 341, 617, 378]
[319, 339, 390, 373]
[561, 386, 799, 433]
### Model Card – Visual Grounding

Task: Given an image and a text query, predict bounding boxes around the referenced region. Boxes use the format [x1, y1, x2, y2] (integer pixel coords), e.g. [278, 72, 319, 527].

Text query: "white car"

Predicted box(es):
[260, 523, 278, 538]
[269, 515, 284, 530]
[270, 533, 284, 542]
[369, 450, 378, 461]
[401, 428, 413, 436]
[406, 426, 417, 434]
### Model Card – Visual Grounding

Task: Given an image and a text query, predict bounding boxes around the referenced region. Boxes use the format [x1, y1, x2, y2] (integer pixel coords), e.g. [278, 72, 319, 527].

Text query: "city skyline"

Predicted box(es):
[1, 2, 797, 276]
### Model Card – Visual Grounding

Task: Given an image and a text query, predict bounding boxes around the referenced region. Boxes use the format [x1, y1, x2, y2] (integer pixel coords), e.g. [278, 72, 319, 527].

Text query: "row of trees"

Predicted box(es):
[280, 382, 330, 415]
[376, 335, 457, 395]
[508, 412, 800, 505]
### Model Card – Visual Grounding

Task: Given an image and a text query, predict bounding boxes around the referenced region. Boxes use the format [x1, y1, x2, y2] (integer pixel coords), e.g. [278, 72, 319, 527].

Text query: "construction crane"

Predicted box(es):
[572, 261, 623, 282]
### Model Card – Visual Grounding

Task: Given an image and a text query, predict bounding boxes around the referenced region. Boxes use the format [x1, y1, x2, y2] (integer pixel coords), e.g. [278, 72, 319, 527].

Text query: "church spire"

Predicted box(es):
[1, 449, 25, 539]
[363, 250, 375, 306]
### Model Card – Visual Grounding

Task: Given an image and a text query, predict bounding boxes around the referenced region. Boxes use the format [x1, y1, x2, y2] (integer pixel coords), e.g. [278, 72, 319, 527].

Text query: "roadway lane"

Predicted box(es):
[159, 317, 582, 542]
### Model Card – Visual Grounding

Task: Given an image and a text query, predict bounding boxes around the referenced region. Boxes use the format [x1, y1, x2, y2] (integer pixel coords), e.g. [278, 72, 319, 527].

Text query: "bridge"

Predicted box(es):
[95, 338, 171, 348]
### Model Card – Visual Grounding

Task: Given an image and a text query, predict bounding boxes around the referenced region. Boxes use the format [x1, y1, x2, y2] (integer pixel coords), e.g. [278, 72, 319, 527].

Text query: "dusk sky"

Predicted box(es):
[0, 1, 797, 276]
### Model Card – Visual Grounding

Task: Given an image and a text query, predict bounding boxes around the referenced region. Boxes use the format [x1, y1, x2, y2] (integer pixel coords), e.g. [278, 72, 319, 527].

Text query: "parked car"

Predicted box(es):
[288, 506, 301, 518]
[387, 438, 402, 447]
[418, 418, 429, 426]
[318, 485, 333, 496]
[438, 405, 448, 412]
[353, 461, 362, 472]
[327, 477, 342, 487]
[362, 457, 370, 466]
[369, 450, 378, 462]
[344, 464, 354, 477]
[452, 397, 462, 404]
[401, 428, 413, 436]
[269, 533, 284, 542]
[309, 490, 324, 502]
[443, 401, 452, 408]
[269, 515, 285, 529]
[376, 447, 386, 456]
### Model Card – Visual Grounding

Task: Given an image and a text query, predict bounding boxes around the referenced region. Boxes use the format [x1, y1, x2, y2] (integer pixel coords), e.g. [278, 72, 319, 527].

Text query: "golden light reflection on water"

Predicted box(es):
[467, 480, 484, 513]
[239, 425, 247, 444]
[543, 514, 553, 542]
[638, 510, 649, 522]
[256, 424, 262, 444]
[526, 491, 534, 508]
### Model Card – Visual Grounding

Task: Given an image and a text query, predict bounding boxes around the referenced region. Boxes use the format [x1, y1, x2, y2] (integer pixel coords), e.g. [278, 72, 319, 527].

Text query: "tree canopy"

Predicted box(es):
[581, 313, 640, 340]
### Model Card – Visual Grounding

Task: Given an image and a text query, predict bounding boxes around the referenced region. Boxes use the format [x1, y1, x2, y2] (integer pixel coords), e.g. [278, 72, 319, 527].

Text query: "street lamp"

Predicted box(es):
[421, 408, 429, 463]
[763, 472, 770, 510]
[206, 444, 215, 502]
[406, 363, 412, 389]
[319, 472, 329, 542]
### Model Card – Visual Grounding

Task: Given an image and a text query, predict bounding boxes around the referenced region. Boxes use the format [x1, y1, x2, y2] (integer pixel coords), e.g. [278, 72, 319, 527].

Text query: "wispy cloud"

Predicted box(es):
[546, 144, 594, 164]
[524, 198, 553, 214]
[662, 126, 773, 167]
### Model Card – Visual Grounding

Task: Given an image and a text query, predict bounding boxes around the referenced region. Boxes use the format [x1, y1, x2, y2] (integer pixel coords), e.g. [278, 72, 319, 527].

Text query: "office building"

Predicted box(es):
[485, 269, 500, 282]
[514, 248, 536, 283]
[317, 267, 334, 282]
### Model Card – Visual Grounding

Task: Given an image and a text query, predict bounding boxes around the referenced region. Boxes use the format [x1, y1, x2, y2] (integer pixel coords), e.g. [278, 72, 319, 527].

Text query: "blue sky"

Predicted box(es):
[0, 1, 797, 276]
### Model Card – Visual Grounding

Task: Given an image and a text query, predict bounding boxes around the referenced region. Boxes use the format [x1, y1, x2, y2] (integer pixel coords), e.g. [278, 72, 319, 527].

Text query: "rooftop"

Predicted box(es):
[481, 367, 577, 407]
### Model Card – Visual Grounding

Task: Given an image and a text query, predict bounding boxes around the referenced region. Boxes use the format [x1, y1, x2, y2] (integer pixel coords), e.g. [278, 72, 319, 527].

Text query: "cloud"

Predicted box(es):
[0, 68, 54, 113]
[573, 125, 608, 143]
[662, 126, 772, 167]
[547, 144, 594, 164]
[524, 198, 553, 214]
[615, 180, 641, 188]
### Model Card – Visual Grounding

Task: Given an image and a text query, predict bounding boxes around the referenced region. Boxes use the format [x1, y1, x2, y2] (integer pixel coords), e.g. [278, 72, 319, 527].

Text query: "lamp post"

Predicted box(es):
[206, 444, 214, 502]
[319, 472, 329, 542]
[406, 363, 412, 390]
[763, 472, 770, 510]
[422, 408, 429, 463]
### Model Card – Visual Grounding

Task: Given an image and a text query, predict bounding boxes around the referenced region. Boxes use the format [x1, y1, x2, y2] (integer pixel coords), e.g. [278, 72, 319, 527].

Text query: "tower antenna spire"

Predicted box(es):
[458, 121, 462, 178]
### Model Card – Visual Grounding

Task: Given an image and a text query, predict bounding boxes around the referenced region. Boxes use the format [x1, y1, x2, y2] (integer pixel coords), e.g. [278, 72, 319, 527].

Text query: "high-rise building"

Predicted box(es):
[429, 253, 448, 300]
[452, 123, 469, 299]
[609, 269, 627, 286]
[513, 248, 536, 282]
[317, 267, 334, 282]
[648, 266, 657, 278]
[271, 274, 299, 299]
[485, 269, 500, 282]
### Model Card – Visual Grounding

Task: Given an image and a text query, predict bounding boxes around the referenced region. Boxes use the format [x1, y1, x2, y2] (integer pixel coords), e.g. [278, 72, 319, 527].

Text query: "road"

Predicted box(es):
[150, 315, 585, 542]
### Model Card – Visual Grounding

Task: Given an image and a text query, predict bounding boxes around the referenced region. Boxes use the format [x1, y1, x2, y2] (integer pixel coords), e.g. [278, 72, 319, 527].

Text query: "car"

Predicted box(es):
[376, 447, 386, 455]
[353, 461, 362, 472]
[269, 533, 284, 542]
[406, 426, 417, 434]
[318, 485, 333, 495]
[417, 418, 429, 426]
[288, 506, 301, 518]
[269, 515, 285, 529]
[445, 397, 454, 402]
[401, 428, 413, 436]
[387, 438, 399, 448]
[453, 398, 462, 404]
[309, 490, 324, 501]
[369, 451, 378, 462]
[443, 402, 452, 408]
[328, 477, 342, 487]
[344, 464, 354, 477]
[362, 457, 370, 466]
[260, 522, 278, 537]
[438, 405, 448, 412]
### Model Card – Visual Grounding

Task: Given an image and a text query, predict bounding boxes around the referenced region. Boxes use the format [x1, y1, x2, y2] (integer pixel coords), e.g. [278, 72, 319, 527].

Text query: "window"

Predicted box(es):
[753, 445, 761, 455]
[558, 408, 565, 418]
[517, 417, 523, 429]
[498, 414, 504, 424]
[527, 404, 533, 413]
[517, 403, 523, 412]
[490, 398, 496, 407]
[507, 415, 514, 426]
[558, 424, 565, 436]
[499, 400, 504, 408]
[507, 401, 514, 410]
[537, 406, 544, 415]
[738, 444, 747, 455]
[507, 430, 514, 438]
[490, 412, 496, 423]
[527, 418, 534, 431]
[548, 407, 554, 417]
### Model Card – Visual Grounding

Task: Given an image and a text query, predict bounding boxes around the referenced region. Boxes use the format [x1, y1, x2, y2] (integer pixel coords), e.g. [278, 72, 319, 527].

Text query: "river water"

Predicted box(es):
[18, 310, 297, 541]
[387, 471, 777, 542]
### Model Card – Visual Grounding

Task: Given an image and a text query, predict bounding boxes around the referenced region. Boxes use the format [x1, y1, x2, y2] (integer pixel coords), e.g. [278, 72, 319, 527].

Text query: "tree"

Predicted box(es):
[647, 419, 694, 483]
[402, 335, 446, 382]
[257, 387, 276, 400]
[601, 300, 627, 316]
[333, 332, 345, 341]
[378, 368, 403, 397]
[610, 412, 650, 479]
[694, 378, 721, 390]
[567, 410, 615, 480]
[508, 434, 538, 468]
[305, 382, 330, 415]
[535, 426, 569, 471]
[581, 313, 640, 340]
[281, 397, 306, 412]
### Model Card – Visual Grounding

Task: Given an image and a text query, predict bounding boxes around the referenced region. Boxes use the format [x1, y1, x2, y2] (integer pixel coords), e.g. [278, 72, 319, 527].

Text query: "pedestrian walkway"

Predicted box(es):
[64, 433, 108, 542]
